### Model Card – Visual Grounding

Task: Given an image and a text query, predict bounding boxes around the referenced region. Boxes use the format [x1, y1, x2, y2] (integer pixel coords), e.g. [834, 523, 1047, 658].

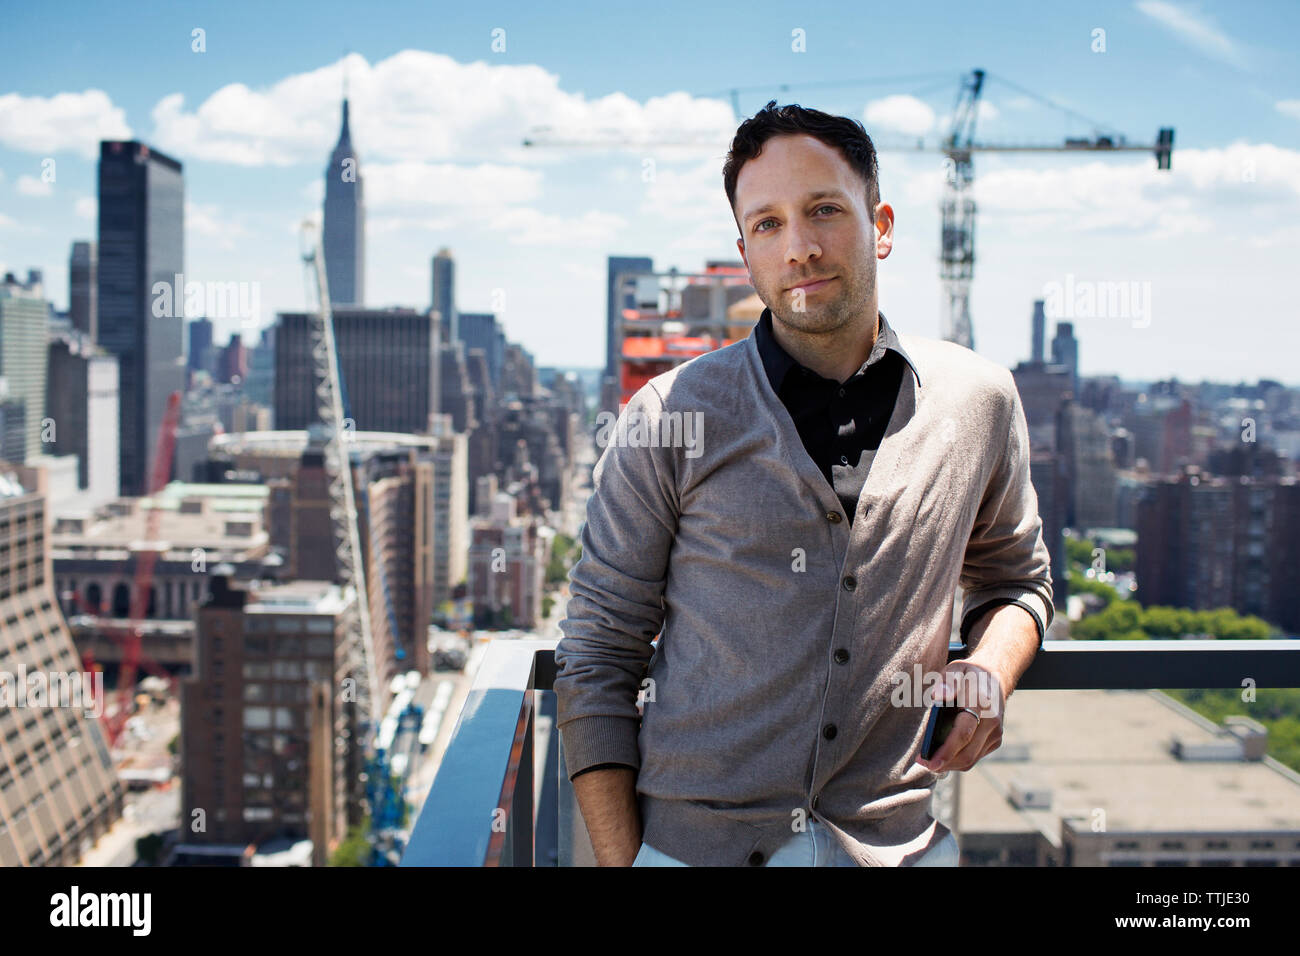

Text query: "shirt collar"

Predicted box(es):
[754, 307, 921, 393]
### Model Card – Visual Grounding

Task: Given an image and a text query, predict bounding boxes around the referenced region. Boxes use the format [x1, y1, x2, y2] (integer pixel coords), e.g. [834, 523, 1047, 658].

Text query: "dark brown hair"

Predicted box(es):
[723, 100, 881, 236]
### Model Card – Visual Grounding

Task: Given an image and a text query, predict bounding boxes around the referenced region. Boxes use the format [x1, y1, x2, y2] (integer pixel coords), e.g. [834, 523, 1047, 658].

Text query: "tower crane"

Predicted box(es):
[522, 69, 1174, 350]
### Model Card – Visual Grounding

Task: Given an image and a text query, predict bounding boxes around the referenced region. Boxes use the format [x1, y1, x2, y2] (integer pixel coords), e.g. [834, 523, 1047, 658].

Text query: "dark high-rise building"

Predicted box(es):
[188, 316, 213, 375]
[46, 331, 119, 497]
[1012, 301, 1073, 455]
[274, 308, 439, 434]
[431, 248, 456, 345]
[69, 241, 97, 341]
[96, 140, 185, 496]
[244, 325, 275, 408]
[1050, 321, 1079, 397]
[458, 311, 502, 392]
[219, 333, 248, 385]
[323, 99, 364, 308]
[1030, 299, 1046, 365]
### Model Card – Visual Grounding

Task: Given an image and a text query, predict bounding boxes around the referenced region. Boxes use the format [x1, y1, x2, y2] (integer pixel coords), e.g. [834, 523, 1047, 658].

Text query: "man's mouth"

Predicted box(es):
[788, 276, 836, 294]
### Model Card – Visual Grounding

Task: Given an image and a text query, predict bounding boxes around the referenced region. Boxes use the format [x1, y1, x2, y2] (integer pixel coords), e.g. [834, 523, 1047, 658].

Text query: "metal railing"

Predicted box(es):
[399, 638, 1300, 867]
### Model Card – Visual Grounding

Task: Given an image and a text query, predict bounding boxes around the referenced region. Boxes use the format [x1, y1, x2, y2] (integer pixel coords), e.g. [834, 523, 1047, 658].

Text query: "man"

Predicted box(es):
[554, 101, 1052, 867]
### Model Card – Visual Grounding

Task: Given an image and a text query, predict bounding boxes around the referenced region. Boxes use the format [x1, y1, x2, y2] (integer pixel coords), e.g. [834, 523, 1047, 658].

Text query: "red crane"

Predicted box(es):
[72, 391, 183, 746]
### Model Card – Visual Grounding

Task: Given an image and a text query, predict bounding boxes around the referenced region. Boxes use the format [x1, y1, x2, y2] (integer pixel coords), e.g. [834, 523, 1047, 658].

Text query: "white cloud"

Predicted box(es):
[149, 50, 734, 167]
[0, 89, 131, 158]
[75, 197, 97, 220]
[485, 207, 626, 246]
[16, 175, 53, 197]
[1136, 0, 1250, 70]
[368, 215, 458, 235]
[186, 201, 250, 252]
[965, 142, 1300, 241]
[864, 95, 936, 137]
[364, 162, 542, 209]
[639, 157, 733, 223]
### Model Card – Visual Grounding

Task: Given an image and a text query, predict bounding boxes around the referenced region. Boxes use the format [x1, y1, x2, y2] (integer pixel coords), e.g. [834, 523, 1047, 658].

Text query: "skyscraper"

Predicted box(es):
[323, 99, 365, 308]
[431, 248, 456, 345]
[274, 308, 439, 434]
[459, 311, 503, 390]
[96, 140, 185, 496]
[1030, 298, 1046, 365]
[188, 315, 213, 376]
[46, 330, 119, 499]
[0, 271, 49, 462]
[69, 241, 97, 342]
[1051, 321, 1079, 397]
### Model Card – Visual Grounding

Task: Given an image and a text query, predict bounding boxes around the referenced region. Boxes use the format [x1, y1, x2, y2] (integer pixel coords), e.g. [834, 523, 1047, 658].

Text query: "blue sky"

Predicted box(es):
[1, 0, 1297, 382]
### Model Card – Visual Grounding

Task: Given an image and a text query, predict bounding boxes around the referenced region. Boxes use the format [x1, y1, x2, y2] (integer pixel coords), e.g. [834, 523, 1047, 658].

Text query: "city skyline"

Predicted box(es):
[0, 1, 1297, 383]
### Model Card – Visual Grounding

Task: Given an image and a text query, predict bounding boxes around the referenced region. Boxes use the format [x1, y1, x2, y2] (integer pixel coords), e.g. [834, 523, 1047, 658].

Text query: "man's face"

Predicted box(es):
[733, 133, 892, 335]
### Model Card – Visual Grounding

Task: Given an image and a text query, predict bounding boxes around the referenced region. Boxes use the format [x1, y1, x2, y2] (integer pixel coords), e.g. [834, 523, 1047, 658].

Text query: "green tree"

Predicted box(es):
[330, 818, 371, 867]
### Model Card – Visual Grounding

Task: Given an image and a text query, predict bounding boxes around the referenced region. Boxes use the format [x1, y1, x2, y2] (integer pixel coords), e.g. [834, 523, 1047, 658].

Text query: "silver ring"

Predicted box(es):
[960, 707, 981, 724]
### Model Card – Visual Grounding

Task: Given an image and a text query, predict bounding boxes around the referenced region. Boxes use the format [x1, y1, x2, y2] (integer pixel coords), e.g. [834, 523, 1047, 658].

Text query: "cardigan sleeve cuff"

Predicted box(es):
[559, 715, 642, 782]
[961, 589, 1051, 650]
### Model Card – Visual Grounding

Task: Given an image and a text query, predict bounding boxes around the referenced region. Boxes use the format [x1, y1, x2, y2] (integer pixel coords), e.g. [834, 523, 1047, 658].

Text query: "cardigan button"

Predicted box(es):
[834, 648, 850, 664]
[822, 723, 838, 740]
[747, 850, 765, 866]
[842, 576, 856, 591]
[826, 511, 841, 523]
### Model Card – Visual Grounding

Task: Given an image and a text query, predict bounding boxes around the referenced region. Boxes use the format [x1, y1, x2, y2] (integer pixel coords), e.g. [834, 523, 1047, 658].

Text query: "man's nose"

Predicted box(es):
[784, 223, 821, 264]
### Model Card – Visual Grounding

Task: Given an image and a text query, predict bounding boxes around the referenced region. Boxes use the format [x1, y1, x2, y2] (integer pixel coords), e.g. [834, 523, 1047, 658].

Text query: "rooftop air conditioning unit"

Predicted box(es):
[1222, 716, 1268, 760]
[1170, 735, 1244, 761]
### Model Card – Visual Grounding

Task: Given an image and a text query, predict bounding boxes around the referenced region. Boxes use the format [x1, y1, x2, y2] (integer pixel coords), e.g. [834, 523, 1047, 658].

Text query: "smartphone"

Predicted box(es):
[921, 700, 964, 762]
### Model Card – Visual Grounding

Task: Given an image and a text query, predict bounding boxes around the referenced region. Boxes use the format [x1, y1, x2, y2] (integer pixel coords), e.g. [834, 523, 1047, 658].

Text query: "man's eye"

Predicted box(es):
[817, 205, 838, 215]
[754, 219, 775, 233]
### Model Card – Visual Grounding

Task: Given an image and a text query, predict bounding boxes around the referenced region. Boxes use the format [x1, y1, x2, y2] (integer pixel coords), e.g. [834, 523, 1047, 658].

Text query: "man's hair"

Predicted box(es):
[723, 100, 881, 237]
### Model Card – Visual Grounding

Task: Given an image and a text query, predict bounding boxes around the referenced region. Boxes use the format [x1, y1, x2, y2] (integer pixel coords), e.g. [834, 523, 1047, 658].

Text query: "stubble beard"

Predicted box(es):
[767, 267, 874, 338]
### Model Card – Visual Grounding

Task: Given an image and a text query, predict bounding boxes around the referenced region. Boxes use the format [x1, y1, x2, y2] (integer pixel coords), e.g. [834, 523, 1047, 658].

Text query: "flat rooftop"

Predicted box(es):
[959, 689, 1300, 841]
[245, 580, 350, 616]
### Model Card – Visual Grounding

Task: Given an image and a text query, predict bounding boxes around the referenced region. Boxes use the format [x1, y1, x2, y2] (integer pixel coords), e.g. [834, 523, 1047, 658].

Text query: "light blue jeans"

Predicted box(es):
[632, 819, 960, 867]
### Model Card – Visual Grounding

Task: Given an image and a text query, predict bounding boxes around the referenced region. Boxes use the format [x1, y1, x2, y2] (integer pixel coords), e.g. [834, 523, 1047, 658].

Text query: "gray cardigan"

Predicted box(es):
[554, 325, 1053, 866]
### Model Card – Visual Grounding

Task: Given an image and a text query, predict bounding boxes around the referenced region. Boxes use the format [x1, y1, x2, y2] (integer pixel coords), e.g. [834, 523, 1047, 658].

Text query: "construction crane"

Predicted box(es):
[298, 221, 382, 737]
[300, 220, 423, 866]
[933, 69, 1173, 349]
[522, 69, 1174, 351]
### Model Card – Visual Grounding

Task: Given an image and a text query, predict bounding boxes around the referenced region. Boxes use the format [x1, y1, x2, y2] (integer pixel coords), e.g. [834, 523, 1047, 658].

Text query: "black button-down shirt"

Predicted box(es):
[754, 307, 918, 524]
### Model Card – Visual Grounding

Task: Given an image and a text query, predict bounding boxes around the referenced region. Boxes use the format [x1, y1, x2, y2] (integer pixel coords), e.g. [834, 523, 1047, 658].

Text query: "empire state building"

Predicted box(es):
[323, 97, 365, 307]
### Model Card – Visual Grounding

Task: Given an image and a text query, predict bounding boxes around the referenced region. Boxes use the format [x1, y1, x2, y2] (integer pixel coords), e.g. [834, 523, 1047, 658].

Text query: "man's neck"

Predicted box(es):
[771, 305, 880, 384]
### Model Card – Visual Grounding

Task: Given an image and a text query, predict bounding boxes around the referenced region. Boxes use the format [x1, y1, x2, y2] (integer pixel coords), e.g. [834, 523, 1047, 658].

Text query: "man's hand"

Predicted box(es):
[915, 660, 1005, 773]
[915, 603, 1039, 774]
